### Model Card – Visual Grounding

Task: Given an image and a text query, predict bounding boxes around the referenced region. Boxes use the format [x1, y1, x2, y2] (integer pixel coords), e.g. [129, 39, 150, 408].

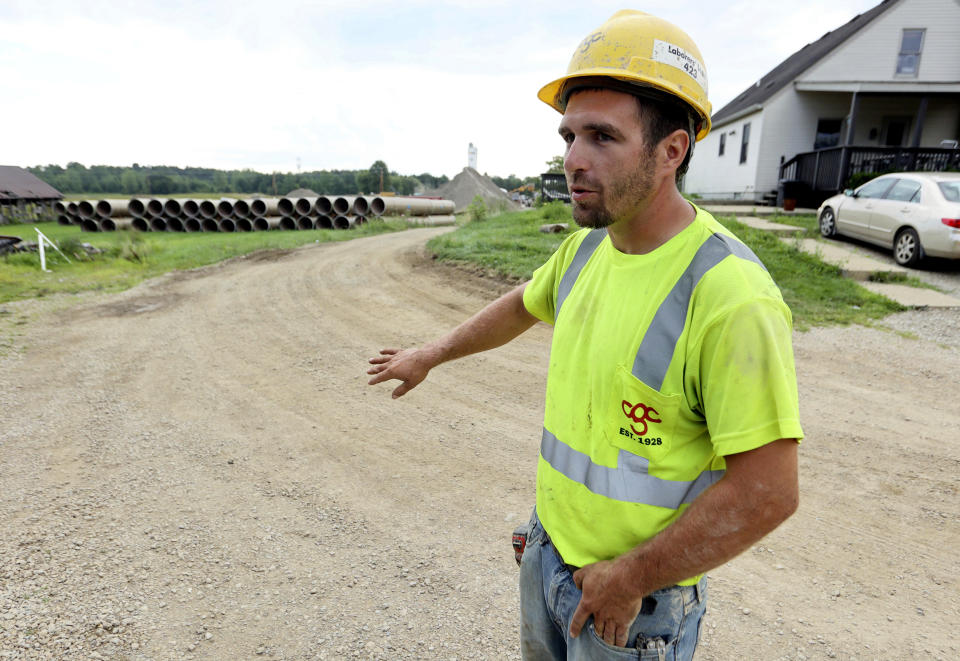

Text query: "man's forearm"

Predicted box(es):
[422, 283, 537, 366]
[569, 439, 799, 643]
[620, 439, 799, 592]
[367, 283, 537, 398]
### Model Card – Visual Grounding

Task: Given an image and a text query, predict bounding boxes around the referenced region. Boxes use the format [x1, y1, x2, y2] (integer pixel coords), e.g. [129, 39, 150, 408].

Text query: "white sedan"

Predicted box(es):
[817, 172, 960, 267]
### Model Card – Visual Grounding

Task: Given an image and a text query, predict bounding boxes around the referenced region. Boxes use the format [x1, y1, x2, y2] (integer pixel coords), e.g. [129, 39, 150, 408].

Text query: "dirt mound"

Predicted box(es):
[434, 167, 519, 213]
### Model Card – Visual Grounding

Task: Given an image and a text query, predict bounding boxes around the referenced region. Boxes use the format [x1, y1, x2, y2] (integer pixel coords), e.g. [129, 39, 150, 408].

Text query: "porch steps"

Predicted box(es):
[735, 216, 805, 237]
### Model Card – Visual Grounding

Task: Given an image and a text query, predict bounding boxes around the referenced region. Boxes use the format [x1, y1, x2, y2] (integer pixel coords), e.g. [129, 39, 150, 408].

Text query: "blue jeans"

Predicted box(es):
[519, 510, 707, 660]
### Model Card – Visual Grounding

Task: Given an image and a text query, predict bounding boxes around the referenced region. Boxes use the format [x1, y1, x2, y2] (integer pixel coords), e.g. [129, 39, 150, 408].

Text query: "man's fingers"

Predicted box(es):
[614, 623, 628, 648]
[391, 382, 412, 399]
[572, 568, 584, 589]
[379, 348, 399, 356]
[568, 604, 588, 639]
[367, 368, 393, 385]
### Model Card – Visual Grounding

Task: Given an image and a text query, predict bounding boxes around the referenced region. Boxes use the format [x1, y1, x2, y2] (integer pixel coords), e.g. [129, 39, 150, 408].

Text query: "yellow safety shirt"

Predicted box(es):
[523, 206, 803, 583]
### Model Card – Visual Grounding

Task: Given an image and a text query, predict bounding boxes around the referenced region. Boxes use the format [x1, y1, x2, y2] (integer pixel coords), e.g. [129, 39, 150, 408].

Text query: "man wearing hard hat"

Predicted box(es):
[369, 10, 802, 660]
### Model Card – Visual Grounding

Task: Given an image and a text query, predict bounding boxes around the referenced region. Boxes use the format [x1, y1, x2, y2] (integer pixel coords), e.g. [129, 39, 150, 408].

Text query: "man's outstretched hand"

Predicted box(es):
[367, 347, 438, 399]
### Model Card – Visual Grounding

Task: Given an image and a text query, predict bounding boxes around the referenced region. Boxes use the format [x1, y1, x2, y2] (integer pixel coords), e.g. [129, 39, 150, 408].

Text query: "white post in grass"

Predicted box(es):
[35, 228, 71, 272]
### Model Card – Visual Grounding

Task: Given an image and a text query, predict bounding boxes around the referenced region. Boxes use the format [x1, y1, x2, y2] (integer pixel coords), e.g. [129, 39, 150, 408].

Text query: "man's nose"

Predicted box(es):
[563, 138, 589, 176]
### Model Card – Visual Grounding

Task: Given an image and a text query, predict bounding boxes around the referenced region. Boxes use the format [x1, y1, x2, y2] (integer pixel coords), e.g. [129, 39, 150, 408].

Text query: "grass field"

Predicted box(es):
[427, 204, 905, 329]
[0, 220, 409, 303]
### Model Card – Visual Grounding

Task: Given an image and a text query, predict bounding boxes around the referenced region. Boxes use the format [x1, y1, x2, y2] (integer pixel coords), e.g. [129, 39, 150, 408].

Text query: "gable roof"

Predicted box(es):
[0, 166, 63, 201]
[711, 0, 900, 126]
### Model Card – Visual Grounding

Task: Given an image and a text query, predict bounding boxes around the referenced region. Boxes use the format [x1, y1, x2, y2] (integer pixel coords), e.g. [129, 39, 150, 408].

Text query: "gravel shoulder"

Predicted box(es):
[1, 227, 958, 660]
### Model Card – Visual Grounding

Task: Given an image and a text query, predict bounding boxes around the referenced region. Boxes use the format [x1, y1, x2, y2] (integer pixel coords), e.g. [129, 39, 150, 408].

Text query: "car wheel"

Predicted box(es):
[819, 208, 837, 237]
[893, 228, 923, 267]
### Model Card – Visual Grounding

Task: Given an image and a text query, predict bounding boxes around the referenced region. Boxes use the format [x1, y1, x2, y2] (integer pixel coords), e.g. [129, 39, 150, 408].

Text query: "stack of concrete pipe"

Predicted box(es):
[65, 195, 456, 233]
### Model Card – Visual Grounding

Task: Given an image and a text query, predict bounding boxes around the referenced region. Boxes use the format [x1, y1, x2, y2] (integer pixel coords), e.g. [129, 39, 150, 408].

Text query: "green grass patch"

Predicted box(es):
[427, 205, 576, 282]
[428, 207, 906, 329]
[0, 221, 407, 303]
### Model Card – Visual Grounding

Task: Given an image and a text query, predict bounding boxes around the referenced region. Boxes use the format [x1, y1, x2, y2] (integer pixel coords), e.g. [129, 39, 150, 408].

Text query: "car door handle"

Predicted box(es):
[900, 208, 911, 213]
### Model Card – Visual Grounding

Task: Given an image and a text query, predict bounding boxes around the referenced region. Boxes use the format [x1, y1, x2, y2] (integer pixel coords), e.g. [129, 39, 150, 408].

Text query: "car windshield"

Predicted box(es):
[938, 181, 960, 202]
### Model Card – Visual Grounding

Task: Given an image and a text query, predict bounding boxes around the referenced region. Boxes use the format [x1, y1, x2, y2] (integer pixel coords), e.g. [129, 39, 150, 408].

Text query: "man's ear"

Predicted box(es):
[659, 128, 690, 172]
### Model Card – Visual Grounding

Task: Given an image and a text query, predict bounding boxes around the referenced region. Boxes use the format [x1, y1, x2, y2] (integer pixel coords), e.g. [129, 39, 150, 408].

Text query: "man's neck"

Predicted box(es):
[606, 185, 696, 255]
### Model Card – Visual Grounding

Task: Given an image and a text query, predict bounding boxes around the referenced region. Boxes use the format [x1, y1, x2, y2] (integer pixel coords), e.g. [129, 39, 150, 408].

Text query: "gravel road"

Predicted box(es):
[1, 227, 957, 660]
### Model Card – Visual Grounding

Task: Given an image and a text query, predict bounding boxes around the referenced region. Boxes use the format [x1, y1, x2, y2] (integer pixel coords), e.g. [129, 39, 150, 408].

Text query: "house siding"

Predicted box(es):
[800, 0, 960, 83]
[684, 110, 763, 200]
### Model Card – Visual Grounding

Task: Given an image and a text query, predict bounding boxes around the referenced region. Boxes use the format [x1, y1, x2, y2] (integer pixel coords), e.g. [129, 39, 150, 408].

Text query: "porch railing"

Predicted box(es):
[778, 146, 960, 204]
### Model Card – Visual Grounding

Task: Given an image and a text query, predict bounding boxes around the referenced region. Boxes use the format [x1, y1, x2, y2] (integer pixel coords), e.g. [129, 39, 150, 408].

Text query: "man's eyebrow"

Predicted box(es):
[557, 121, 624, 139]
[583, 122, 624, 139]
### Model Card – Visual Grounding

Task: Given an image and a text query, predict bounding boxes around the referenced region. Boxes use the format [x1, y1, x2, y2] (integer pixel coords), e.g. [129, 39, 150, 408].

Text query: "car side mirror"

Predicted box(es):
[843, 188, 856, 197]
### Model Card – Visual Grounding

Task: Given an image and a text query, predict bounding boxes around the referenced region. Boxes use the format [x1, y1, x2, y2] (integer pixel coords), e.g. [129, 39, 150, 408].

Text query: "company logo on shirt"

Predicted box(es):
[621, 400, 661, 436]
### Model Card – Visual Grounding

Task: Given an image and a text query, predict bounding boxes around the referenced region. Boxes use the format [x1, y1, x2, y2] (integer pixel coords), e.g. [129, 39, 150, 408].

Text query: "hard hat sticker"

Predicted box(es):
[651, 40, 707, 93]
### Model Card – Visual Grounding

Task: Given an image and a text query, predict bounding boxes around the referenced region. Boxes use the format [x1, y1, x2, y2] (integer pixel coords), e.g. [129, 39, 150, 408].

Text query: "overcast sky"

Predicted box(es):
[4, 0, 882, 178]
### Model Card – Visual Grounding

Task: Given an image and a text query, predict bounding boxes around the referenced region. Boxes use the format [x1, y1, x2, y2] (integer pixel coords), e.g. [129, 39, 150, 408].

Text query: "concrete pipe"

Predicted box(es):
[333, 214, 361, 229]
[185, 218, 202, 232]
[279, 216, 298, 230]
[333, 196, 363, 215]
[295, 197, 318, 216]
[370, 196, 455, 216]
[57, 214, 73, 226]
[236, 217, 254, 232]
[296, 215, 315, 230]
[234, 200, 251, 218]
[66, 202, 79, 216]
[150, 216, 168, 232]
[147, 199, 164, 217]
[251, 198, 280, 217]
[128, 199, 148, 217]
[81, 218, 100, 232]
[166, 216, 185, 232]
[218, 218, 237, 232]
[201, 218, 219, 232]
[217, 199, 236, 218]
[96, 199, 133, 218]
[101, 218, 133, 232]
[353, 196, 371, 216]
[253, 216, 282, 231]
[316, 196, 333, 216]
[199, 200, 217, 219]
[277, 197, 295, 216]
[182, 199, 200, 218]
[77, 200, 96, 219]
[54, 201, 69, 214]
[316, 215, 334, 230]
[132, 217, 151, 232]
[163, 199, 182, 217]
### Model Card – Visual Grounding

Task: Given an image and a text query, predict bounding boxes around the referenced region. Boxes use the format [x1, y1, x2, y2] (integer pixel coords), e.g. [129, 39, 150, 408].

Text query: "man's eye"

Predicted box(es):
[596, 133, 613, 142]
[562, 133, 575, 145]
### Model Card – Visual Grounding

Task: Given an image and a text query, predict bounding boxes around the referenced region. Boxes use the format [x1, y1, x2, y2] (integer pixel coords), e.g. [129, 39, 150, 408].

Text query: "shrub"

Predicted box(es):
[541, 201, 569, 221]
[467, 195, 487, 223]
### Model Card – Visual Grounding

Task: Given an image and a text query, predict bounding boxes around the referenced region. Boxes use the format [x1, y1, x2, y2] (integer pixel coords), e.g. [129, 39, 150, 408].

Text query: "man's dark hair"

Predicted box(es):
[561, 79, 697, 184]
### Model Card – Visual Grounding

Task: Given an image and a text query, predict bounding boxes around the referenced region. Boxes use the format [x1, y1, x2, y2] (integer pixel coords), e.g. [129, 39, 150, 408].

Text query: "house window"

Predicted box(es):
[814, 119, 843, 150]
[896, 29, 924, 76]
[739, 123, 750, 164]
[719, 133, 726, 156]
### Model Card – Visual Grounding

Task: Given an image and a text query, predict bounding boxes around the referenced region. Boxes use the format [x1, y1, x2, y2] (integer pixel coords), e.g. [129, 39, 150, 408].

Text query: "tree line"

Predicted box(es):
[27, 161, 540, 197]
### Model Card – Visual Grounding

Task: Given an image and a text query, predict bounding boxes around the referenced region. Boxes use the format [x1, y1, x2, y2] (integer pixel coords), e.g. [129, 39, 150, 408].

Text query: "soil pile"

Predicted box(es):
[433, 167, 519, 213]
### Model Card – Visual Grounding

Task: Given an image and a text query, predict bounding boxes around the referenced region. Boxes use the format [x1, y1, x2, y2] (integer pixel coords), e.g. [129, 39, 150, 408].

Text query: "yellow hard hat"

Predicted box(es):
[538, 10, 712, 141]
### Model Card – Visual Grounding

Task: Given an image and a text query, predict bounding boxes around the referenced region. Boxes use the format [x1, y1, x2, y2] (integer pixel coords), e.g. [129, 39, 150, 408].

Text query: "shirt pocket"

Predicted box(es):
[608, 364, 681, 460]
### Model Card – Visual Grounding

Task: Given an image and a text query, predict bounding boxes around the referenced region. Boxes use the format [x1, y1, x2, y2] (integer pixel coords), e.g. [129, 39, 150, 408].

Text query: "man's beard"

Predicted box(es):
[569, 153, 655, 229]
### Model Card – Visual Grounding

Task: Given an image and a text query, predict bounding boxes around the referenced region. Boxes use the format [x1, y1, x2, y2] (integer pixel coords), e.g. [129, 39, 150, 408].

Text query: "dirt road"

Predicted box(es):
[1, 227, 957, 660]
